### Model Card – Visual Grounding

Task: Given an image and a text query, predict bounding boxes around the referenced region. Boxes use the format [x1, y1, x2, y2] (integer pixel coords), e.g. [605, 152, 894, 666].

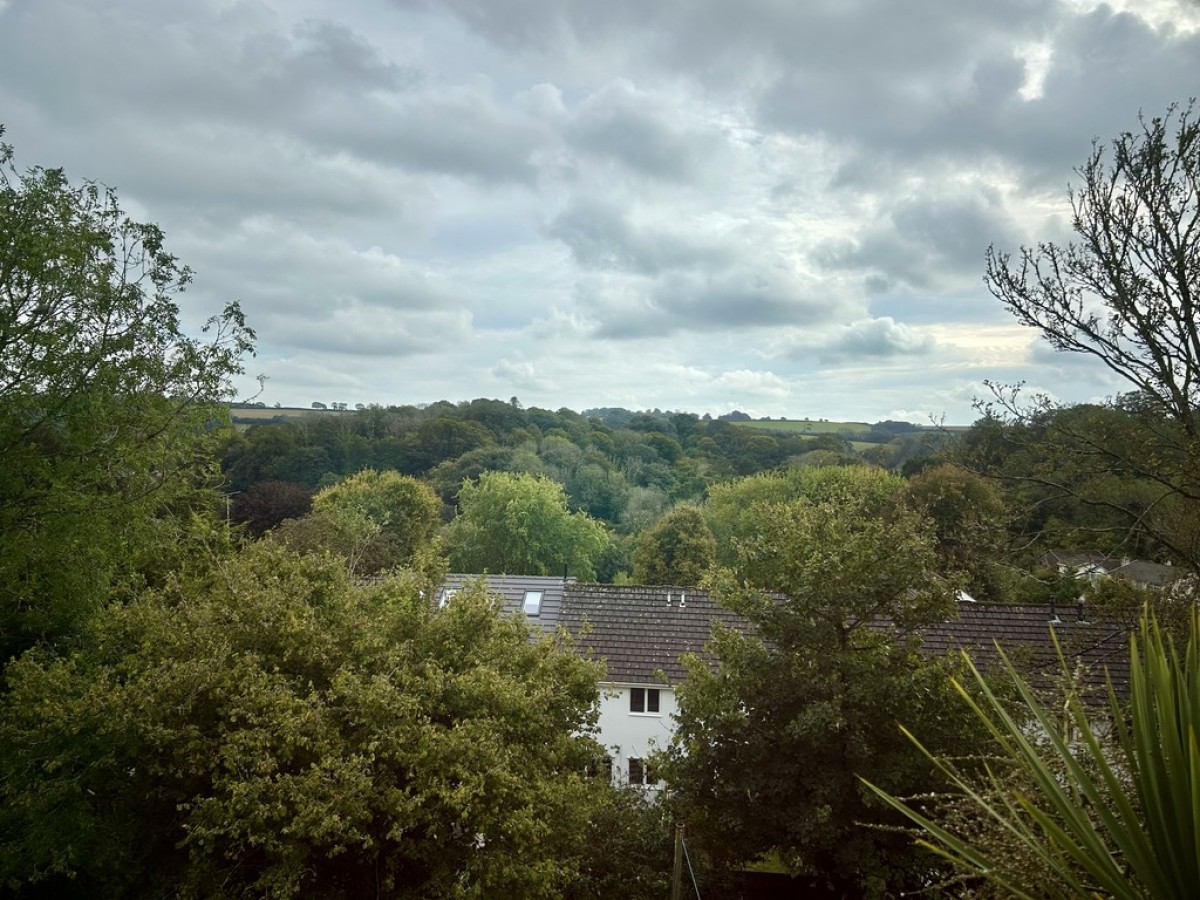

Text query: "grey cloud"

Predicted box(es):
[821, 318, 938, 361]
[584, 264, 836, 340]
[299, 84, 552, 184]
[816, 189, 1021, 292]
[547, 196, 734, 274]
[0, 0, 548, 192]
[566, 79, 724, 180]
[266, 308, 472, 357]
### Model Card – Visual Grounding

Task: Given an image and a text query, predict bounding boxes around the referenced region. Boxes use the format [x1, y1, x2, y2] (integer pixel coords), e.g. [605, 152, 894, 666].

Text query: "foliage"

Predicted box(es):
[900, 463, 1013, 601]
[230, 479, 313, 535]
[871, 610, 1200, 899]
[563, 785, 674, 900]
[982, 102, 1200, 570]
[631, 505, 716, 586]
[312, 468, 441, 569]
[0, 545, 604, 898]
[444, 471, 611, 579]
[705, 465, 904, 565]
[0, 127, 254, 662]
[663, 485, 977, 898]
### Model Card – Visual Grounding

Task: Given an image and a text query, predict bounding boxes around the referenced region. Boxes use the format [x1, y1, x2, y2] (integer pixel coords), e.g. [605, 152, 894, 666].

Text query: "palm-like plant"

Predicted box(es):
[867, 611, 1200, 899]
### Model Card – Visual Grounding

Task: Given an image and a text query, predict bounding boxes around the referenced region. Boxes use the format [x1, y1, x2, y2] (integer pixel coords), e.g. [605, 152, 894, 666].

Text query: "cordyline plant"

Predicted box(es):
[867, 609, 1200, 899]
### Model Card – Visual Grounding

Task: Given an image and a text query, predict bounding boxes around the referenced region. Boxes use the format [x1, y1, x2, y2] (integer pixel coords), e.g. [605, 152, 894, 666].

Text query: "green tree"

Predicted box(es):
[663, 489, 977, 897]
[631, 505, 716, 586]
[983, 103, 1200, 571]
[0, 545, 604, 898]
[231, 479, 313, 536]
[311, 468, 441, 568]
[0, 128, 254, 662]
[900, 463, 1013, 601]
[445, 472, 611, 579]
[705, 465, 903, 565]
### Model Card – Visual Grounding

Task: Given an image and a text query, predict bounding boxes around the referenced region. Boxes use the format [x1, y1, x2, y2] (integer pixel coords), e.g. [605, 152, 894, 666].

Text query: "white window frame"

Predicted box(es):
[522, 590, 543, 616]
[629, 686, 661, 715]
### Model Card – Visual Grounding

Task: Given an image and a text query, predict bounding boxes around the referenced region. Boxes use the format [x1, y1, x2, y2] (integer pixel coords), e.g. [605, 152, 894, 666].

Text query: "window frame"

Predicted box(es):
[629, 686, 661, 715]
[522, 589, 544, 616]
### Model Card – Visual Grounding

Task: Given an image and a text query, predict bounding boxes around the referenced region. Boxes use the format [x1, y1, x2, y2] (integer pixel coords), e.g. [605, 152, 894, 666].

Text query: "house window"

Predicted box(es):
[630, 687, 660, 714]
[523, 590, 543, 616]
[628, 757, 657, 785]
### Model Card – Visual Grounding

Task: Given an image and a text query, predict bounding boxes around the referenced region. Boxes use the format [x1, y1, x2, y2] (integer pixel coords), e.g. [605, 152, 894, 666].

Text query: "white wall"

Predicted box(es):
[594, 682, 677, 790]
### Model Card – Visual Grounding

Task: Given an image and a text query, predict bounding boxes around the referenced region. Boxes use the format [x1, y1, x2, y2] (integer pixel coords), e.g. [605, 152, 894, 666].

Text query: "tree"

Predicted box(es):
[631, 505, 716, 586]
[0, 128, 254, 662]
[310, 468, 441, 569]
[0, 545, 605, 898]
[231, 480, 313, 536]
[662, 487, 978, 897]
[900, 463, 1013, 601]
[444, 472, 611, 579]
[983, 102, 1200, 570]
[705, 465, 904, 565]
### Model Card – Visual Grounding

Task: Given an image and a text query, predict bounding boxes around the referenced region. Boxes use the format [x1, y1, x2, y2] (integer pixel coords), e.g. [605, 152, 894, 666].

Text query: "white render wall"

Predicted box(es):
[594, 682, 677, 790]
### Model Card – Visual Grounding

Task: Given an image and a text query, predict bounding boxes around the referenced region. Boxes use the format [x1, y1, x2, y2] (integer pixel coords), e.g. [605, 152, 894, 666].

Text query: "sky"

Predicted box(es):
[1, 0, 1197, 423]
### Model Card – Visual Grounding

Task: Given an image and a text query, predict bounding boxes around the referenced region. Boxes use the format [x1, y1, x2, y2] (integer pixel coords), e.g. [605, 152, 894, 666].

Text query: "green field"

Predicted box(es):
[730, 419, 873, 435]
[229, 406, 352, 422]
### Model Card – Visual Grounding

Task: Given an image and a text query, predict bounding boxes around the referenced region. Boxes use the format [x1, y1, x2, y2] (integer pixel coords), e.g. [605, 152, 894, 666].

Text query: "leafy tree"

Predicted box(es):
[900, 463, 1013, 601]
[311, 468, 441, 569]
[631, 505, 716, 586]
[663, 488, 977, 897]
[983, 103, 1200, 570]
[0, 545, 604, 898]
[425, 445, 545, 508]
[563, 785, 674, 900]
[705, 465, 904, 565]
[0, 127, 253, 662]
[445, 472, 611, 579]
[231, 479, 313, 536]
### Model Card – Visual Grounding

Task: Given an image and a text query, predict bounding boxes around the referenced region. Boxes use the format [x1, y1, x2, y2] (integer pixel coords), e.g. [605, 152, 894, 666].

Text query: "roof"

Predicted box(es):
[440, 573, 573, 636]
[560, 584, 746, 683]
[1041, 550, 1184, 590]
[559, 583, 1131, 698]
[914, 602, 1131, 699]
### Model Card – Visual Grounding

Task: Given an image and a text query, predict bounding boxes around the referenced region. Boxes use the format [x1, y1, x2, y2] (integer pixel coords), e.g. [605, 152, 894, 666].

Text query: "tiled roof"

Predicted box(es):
[560, 583, 1132, 698]
[441, 573, 573, 635]
[560, 584, 747, 683]
[901, 602, 1130, 699]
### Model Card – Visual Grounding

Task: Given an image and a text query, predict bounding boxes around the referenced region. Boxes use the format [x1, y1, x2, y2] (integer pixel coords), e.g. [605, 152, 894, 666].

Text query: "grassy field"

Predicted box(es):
[731, 419, 873, 435]
[229, 406, 352, 422]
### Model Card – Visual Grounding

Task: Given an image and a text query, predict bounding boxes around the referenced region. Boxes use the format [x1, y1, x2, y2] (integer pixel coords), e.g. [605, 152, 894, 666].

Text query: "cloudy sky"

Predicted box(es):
[2, 0, 1196, 422]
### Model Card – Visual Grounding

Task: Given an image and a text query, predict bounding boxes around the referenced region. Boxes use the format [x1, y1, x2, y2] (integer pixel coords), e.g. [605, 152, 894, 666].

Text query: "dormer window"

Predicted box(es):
[523, 590, 543, 616]
[630, 687, 660, 714]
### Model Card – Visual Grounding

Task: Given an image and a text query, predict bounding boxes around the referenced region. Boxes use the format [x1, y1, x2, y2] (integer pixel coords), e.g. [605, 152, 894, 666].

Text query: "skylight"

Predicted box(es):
[523, 590, 543, 616]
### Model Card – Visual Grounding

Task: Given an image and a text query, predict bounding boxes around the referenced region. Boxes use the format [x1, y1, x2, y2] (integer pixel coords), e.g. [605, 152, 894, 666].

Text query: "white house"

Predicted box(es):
[560, 583, 745, 790]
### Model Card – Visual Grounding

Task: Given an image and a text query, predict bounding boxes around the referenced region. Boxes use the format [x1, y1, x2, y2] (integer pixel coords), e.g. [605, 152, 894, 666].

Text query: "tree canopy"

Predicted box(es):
[0, 127, 254, 662]
[0, 546, 606, 898]
[663, 485, 977, 897]
[444, 471, 611, 579]
[631, 504, 716, 586]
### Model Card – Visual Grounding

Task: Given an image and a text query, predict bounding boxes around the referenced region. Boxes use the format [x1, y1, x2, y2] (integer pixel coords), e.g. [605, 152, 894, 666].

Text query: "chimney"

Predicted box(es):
[679, 590, 687, 608]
